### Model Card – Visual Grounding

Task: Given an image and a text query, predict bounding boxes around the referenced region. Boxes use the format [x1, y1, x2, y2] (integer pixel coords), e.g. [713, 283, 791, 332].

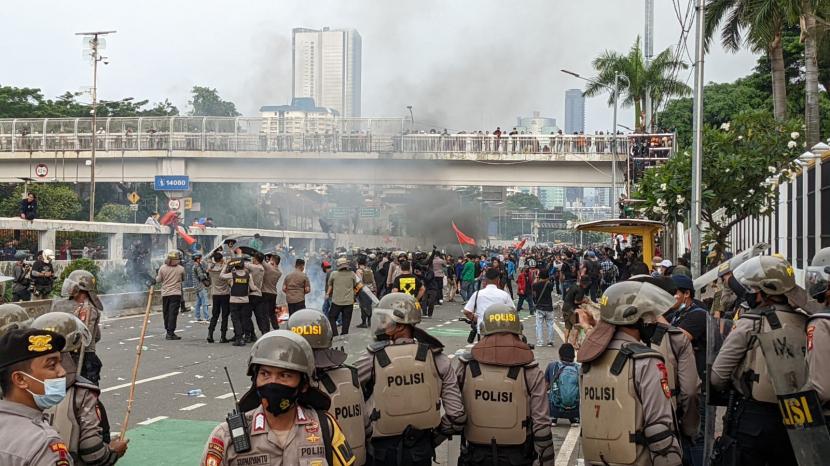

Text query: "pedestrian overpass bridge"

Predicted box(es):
[0, 117, 674, 187]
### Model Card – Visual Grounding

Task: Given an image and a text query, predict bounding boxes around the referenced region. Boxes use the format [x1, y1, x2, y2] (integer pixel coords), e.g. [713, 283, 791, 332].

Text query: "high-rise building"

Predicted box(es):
[538, 187, 565, 209]
[292, 27, 362, 117]
[564, 89, 585, 133]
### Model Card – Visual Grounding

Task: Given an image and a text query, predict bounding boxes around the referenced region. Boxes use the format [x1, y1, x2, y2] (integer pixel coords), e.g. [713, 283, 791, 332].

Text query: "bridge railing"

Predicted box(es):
[0, 117, 675, 156]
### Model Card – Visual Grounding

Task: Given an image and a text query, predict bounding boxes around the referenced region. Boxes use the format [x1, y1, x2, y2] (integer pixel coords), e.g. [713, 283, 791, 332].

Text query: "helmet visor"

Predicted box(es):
[371, 308, 397, 340]
[806, 266, 830, 300]
[60, 278, 79, 298]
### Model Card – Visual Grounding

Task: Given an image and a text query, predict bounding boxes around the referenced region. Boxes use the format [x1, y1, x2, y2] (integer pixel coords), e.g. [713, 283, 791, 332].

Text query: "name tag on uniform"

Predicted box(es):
[235, 454, 269, 465]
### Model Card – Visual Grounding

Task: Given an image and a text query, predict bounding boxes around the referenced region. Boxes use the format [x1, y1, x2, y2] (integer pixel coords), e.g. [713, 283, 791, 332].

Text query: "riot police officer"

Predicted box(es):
[354, 292, 466, 466]
[55, 270, 103, 385]
[201, 330, 354, 465]
[0, 327, 72, 465]
[287, 309, 370, 465]
[0, 303, 33, 398]
[455, 303, 554, 465]
[806, 247, 830, 405]
[710, 255, 803, 465]
[578, 281, 683, 466]
[32, 312, 129, 465]
[628, 275, 701, 445]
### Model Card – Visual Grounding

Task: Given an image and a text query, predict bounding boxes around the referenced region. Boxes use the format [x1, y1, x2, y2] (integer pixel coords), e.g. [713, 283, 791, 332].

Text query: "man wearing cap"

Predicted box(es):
[155, 251, 185, 340]
[666, 275, 707, 380]
[578, 281, 683, 466]
[0, 328, 74, 466]
[455, 304, 555, 465]
[200, 330, 355, 466]
[327, 258, 357, 336]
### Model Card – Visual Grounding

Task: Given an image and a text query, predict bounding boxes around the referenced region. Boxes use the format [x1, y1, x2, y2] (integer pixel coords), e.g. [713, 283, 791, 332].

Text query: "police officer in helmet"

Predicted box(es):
[201, 330, 354, 465]
[287, 309, 370, 465]
[804, 247, 830, 448]
[0, 303, 33, 398]
[56, 270, 104, 385]
[32, 312, 129, 465]
[710, 255, 803, 465]
[578, 281, 683, 466]
[354, 292, 466, 466]
[455, 303, 555, 465]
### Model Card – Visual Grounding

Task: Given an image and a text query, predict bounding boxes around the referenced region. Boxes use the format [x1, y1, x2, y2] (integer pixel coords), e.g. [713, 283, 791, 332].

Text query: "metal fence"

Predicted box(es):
[0, 117, 675, 156]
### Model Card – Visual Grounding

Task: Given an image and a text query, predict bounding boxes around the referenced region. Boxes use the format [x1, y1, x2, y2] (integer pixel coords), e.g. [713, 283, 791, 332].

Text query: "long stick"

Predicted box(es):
[119, 286, 154, 439]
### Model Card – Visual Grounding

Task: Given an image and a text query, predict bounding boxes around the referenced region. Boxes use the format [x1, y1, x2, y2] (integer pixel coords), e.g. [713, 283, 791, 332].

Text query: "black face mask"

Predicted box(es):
[635, 320, 659, 345]
[257, 383, 300, 416]
[745, 291, 761, 309]
[727, 275, 746, 299]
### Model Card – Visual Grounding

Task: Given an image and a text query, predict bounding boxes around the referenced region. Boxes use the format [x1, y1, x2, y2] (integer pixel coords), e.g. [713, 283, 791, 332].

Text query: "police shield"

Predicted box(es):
[50, 298, 82, 315]
[757, 324, 830, 464]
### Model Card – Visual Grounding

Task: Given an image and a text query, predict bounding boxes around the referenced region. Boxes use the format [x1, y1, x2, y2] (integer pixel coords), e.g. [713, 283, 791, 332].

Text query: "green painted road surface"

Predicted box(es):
[120, 419, 216, 466]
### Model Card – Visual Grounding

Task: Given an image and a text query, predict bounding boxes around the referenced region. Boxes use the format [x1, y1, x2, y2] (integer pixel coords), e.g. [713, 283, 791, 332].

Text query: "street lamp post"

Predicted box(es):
[406, 106, 414, 131]
[561, 69, 627, 217]
[77, 30, 116, 222]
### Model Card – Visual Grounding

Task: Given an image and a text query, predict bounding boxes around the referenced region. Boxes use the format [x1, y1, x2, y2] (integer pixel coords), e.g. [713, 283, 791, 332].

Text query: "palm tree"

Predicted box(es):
[704, 0, 792, 121]
[798, 0, 826, 145]
[584, 36, 691, 132]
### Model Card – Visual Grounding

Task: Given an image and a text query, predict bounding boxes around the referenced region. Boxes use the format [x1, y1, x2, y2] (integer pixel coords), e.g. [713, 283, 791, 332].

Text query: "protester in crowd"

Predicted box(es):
[546, 343, 580, 426]
[282, 258, 310, 315]
[19, 192, 37, 221]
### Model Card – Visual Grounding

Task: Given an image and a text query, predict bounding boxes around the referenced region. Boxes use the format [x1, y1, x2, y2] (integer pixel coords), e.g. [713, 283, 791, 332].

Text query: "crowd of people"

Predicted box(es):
[3, 231, 830, 466]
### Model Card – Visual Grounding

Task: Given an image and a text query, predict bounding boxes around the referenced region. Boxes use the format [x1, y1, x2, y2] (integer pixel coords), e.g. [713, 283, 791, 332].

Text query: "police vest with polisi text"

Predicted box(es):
[369, 341, 441, 437]
[581, 343, 665, 466]
[458, 355, 531, 446]
[738, 304, 807, 403]
[316, 365, 367, 466]
[231, 271, 250, 298]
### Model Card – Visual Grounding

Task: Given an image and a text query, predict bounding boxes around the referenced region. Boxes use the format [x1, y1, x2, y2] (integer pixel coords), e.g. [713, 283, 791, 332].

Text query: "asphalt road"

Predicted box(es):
[97, 297, 582, 465]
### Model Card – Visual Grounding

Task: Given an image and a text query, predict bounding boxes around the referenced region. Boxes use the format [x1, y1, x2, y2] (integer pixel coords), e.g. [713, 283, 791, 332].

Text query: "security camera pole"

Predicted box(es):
[76, 30, 116, 222]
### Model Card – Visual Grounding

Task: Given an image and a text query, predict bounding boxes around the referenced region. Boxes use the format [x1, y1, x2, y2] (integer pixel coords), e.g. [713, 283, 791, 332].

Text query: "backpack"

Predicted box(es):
[549, 361, 580, 410]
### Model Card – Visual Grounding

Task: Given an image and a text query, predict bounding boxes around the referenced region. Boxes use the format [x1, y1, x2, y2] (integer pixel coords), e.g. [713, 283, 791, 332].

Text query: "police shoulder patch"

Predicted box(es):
[656, 362, 671, 399]
[49, 441, 70, 466]
[205, 452, 222, 466]
[807, 325, 816, 352]
[252, 413, 266, 433]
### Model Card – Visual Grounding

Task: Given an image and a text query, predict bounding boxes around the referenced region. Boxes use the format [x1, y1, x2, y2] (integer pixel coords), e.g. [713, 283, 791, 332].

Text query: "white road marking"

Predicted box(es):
[215, 393, 235, 400]
[124, 329, 183, 342]
[464, 343, 474, 348]
[137, 416, 168, 425]
[553, 323, 566, 342]
[102, 371, 183, 393]
[180, 403, 206, 411]
[555, 425, 581, 466]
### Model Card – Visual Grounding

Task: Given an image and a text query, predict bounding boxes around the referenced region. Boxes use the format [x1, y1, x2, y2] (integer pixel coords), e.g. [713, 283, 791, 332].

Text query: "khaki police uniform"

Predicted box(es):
[314, 350, 370, 466]
[49, 376, 116, 466]
[355, 337, 466, 464]
[806, 314, 830, 405]
[0, 400, 74, 466]
[651, 324, 700, 437]
[581, 329, 682, 466]
[710, 303, 802, 465]
[201, 405, 354, 466]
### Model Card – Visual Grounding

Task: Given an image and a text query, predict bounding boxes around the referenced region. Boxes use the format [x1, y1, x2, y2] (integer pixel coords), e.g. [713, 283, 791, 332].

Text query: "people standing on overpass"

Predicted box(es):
[155, 251, 185, 341]
[283, 259, 310, 315]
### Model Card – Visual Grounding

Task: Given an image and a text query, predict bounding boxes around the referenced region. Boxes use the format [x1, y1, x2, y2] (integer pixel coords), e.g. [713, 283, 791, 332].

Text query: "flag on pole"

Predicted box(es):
[452, 222, 477, 246]
[515, 238, 527, 250]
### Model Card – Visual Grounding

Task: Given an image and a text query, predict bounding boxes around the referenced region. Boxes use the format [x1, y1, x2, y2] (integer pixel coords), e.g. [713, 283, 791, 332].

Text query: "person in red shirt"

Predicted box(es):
[516, 266, 536, 314]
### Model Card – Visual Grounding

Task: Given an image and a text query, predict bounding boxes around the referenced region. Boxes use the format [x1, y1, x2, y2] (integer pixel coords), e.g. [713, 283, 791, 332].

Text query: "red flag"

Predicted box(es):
[452, 222, 476, 246]
[515, 238, 527, 249]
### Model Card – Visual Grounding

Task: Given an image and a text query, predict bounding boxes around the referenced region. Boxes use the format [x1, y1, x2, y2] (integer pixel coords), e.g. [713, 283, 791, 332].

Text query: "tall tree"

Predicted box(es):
[584, 36, 691, 132]
[798, 0, 825, 145]
[187, 86, 240, 117]
[705, 0, 793, 120]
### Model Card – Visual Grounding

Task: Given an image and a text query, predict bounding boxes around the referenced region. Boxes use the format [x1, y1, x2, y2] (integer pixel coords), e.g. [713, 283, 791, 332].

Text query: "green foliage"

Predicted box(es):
[95, 203, 132, 223]
[0, 86, 178, 118]
[505, 192, 544, 211]
[636, 110, 803, 260]
[188, 86, 240, 117]
[55, 258, 100, 297]
[0, 183, 82, 220]
[585, 36, 691, 131]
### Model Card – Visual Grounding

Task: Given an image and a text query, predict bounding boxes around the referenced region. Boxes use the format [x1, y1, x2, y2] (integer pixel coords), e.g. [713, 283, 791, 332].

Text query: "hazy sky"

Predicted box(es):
[0, 0, 759, 132]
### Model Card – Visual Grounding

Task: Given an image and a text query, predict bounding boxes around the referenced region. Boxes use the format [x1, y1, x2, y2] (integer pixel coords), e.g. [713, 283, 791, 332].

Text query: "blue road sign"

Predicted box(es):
[154, 175, 190, 191]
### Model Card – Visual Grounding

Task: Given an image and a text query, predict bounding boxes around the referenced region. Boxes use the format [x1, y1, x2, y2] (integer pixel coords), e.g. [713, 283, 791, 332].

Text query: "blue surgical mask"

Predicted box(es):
[19, 372, 67, 409]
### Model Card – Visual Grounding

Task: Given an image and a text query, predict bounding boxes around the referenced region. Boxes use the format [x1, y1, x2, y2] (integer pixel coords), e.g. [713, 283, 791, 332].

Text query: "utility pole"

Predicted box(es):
[644, 0, 654, 133]
[690, 0, 705, 278]
[612, 71, 620, 217]
[77, 30, 116, 222]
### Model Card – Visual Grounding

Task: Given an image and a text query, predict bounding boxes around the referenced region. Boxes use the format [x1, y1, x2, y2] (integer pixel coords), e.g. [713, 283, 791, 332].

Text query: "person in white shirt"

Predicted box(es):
[463, 267, 515, 334]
